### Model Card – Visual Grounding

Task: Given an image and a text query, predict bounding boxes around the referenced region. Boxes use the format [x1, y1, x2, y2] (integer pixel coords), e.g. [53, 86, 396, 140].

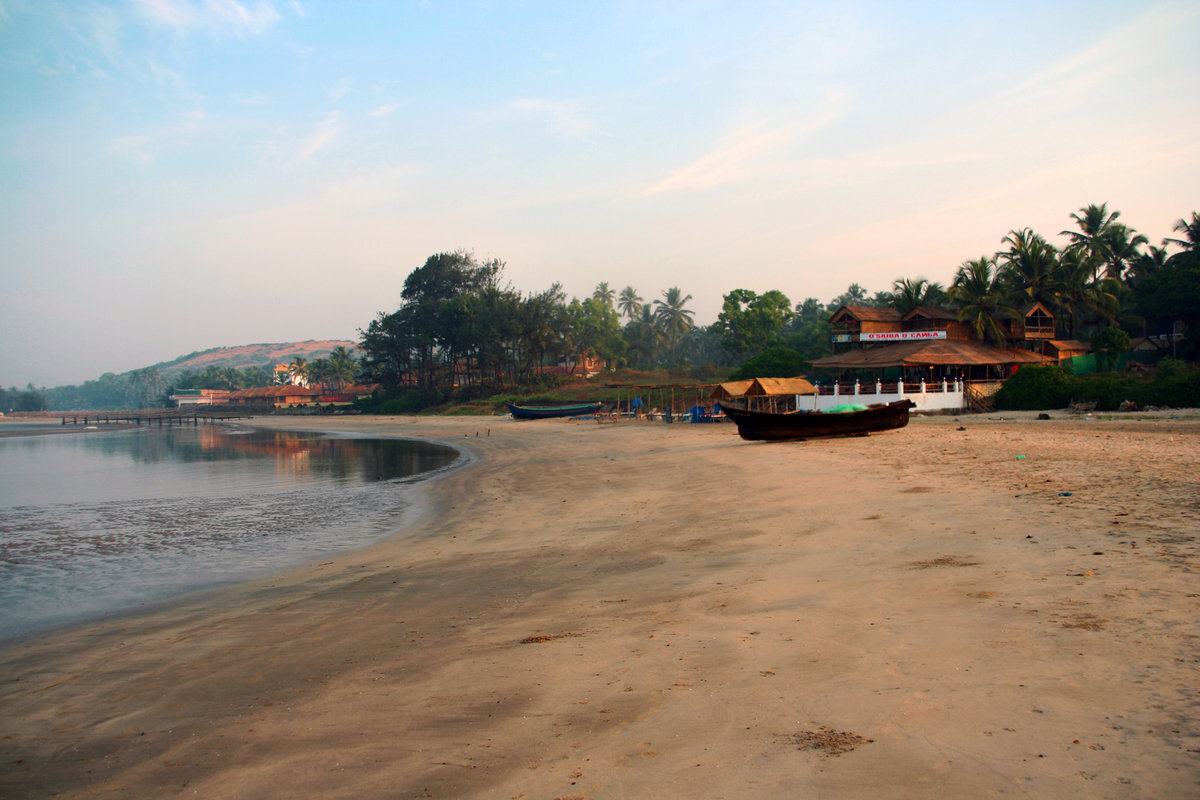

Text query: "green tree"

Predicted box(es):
[712, 288, 794, 361]
[888, 277, 946, 314]
[1054, 247, 1119, 338]
[1163, 212, 1200, 268]
[288, 356, 307, 385]
[729, 346, 810, 380]
[653, 287, 695, 364]
[1132, 260, 1200, 358]
[592, 282, 615, 308]
[950, 256, 1017, 345]
[1061, 202, 1121, 281]
[781, 297, 832, 362]
[567, 296, 624, 364]
[999, 228, 1060, 308]
[1090, 326, 1131, 372]
[623, 304, 663, 369]
[1099, 223, 1148, 282]
[829, 283, 871, 308]
[617, 286, 643, 320]
[327, 346, 358, 388]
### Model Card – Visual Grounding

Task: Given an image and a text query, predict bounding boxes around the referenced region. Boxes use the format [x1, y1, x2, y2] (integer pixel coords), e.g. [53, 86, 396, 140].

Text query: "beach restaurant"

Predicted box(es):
[808, 304, 1059, 411]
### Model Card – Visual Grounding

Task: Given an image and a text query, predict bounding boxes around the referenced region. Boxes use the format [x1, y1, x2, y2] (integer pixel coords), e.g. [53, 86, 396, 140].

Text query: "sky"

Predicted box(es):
[1, 0, 1197, 388]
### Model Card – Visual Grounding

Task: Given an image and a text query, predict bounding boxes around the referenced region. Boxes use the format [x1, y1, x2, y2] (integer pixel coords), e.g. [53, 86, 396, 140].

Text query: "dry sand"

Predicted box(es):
[1, 410, 1198, 799]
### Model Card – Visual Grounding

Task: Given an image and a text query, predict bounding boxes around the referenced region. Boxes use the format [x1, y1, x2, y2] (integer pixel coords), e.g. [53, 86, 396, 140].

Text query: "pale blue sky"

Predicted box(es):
[2, 0, 1197, 386]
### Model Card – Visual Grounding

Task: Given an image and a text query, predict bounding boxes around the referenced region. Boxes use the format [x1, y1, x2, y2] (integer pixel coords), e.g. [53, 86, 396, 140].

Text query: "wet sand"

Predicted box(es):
[1, 411, 1198, 798]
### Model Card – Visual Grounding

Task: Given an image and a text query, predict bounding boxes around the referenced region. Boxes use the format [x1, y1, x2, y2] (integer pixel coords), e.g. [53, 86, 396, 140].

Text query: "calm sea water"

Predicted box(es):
[0, 424, 462, 641]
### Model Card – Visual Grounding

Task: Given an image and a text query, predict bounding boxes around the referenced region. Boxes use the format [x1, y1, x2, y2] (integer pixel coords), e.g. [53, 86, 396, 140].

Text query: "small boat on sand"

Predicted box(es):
[508, 402, 603, 420]
[721, 399, 915, 441]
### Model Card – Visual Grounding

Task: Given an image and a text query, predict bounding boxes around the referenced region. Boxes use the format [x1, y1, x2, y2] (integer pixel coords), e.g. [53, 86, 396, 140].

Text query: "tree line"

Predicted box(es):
[9, 205, 1195, 412]
[357, 207, 1198, 402]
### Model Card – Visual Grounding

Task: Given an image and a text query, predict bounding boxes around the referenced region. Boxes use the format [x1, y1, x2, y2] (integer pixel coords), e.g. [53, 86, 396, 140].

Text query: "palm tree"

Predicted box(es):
[830, 283, 869, 309]
[999, 227, 1059, 308]
[1127, 245, 1170, 286]
[592, 282, 616, 308]
[327, 346, 358, 388]
[1163, 212, 1200, 268]
[1061, 202, 1120, 282]
[1099, 222, 1148, 282]
[653, 287, 695, 364]
[889, 277, 946, 314]
[288, 356, 308, 386]
[624, 304, 663, 369]
[617, 286, 643, 320]
[949, 256, 1017, 345]
[1054, 248, 1120, 337]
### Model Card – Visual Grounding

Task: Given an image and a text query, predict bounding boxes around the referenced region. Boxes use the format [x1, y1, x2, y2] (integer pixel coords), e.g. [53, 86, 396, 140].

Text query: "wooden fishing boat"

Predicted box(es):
[720, 399, 915, 441]
[507, 401, 603, 420]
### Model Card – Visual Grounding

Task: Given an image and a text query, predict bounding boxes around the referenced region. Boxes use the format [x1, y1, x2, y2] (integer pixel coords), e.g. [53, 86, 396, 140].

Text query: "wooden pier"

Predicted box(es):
[60, 410, 252, 427]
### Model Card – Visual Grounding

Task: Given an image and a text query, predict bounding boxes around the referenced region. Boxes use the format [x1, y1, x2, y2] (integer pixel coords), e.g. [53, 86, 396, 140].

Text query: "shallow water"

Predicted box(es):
[0, 424, 461, 641]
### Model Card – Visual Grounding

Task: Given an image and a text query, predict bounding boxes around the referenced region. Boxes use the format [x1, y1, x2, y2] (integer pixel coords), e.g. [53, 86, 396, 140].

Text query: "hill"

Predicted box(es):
[150, 340, 358, 376]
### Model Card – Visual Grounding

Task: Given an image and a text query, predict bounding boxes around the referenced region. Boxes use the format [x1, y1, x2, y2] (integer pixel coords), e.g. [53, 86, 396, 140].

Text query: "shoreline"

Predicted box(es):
[0, 423, 471, 645]
[1, 412, 1197, 798]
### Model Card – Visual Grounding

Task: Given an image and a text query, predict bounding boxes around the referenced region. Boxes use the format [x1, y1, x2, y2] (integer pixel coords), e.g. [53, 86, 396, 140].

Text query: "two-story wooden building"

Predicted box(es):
[814, 303, 1062, 384]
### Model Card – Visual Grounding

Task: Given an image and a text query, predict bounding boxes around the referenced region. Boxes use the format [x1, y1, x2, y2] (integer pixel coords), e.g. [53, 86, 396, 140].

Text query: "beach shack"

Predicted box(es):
[170, 389, 232, 407]
[226, 386, 324, 408]
[743, 377, 818, 412]
[817, 303, 1061, 411]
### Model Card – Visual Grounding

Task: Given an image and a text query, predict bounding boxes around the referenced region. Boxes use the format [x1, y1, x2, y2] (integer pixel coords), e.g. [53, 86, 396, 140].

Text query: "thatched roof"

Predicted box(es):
[709, 380, 755, 399]
[829, 305, 902, 323]
[746, 377, 817, 396]
[902, 305, 958, 322]
[1045, 340, 1091, 354]
[228, 386, 323, 399]
[811, 340, 1053, 369]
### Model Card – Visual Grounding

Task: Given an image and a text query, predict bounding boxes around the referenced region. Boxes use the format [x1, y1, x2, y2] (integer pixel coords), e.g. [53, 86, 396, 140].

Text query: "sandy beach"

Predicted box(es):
[1, 410, 1197, 799]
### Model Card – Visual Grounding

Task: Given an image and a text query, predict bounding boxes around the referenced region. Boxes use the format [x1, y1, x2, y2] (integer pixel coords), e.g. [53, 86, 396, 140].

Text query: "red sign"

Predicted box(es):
[860, 331, 947, 342]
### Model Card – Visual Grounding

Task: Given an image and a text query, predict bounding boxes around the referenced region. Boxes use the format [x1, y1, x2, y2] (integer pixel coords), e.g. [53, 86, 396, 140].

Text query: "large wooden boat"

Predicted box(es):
[507, 402, 603, 420]
[720, 399, 915, 441]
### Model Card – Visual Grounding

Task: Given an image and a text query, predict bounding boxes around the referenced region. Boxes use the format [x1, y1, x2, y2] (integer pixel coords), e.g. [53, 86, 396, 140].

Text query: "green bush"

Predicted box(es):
[996, 360, 1200, 410]
[1149, 362, 1200, 408]
[995, 365, 1071, 410]
[1067, 373, 1144, 411]
[372, 388, 446, 414]
[729, 347, 810, 381]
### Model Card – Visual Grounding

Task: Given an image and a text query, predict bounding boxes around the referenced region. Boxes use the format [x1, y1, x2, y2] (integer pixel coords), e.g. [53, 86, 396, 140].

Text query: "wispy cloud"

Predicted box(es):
[509, 97, 592, 138]
[233, 91, 270, 105]
[134, 0, 281, 36]
[109, 134, 157, 164]
[327, 78, 352, 103]
[642, 93, 844, 196]
[369, 104, 397, 118]
[300, 110, 342, 160]
[996, 4, 1197, 111]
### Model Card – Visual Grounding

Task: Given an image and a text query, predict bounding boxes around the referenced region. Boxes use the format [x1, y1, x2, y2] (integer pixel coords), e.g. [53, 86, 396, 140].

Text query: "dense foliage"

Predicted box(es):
[728, 347, 810, 381]
[996, 360, 1200, 411]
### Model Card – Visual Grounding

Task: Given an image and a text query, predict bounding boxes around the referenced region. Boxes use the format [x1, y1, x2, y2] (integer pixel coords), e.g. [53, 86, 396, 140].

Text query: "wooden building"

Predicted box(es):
[817, 303, 1059, 385]
[226, 386, 324, 408]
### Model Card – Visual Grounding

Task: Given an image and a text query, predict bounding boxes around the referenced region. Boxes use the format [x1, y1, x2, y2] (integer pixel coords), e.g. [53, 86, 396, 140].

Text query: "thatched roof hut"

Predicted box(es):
[709, 380, 755, 400]
[746, 377, 817, 396]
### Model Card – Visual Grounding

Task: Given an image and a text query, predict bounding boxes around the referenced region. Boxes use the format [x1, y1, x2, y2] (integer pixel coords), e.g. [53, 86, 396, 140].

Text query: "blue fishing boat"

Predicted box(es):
[507, 402, 603, 420]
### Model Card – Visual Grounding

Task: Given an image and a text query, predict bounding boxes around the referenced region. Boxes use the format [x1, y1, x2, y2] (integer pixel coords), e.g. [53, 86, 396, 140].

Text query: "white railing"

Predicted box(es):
[807, 379, 965, 412]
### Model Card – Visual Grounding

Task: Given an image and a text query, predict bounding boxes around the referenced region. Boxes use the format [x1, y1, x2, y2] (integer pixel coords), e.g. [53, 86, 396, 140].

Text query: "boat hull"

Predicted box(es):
[721, 399, 915, 441]
[507, 402, 602, 420]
